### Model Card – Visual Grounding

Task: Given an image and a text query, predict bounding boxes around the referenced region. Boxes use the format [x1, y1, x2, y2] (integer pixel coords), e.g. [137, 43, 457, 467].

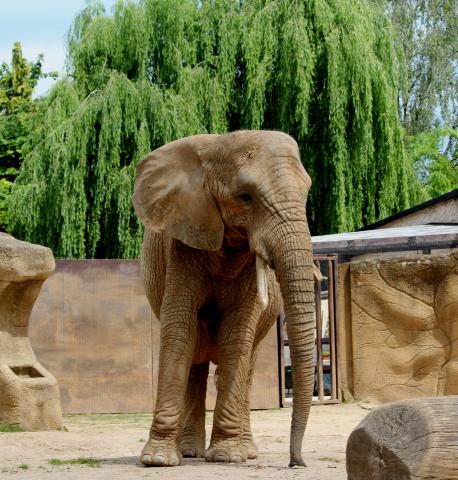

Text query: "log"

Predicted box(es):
[346, 396, 458, 480]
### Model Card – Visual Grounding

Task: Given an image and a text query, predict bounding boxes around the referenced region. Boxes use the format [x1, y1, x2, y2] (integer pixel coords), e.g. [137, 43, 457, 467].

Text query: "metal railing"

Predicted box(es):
[281, 254, 340, 405]
[313, 254, 340, 404]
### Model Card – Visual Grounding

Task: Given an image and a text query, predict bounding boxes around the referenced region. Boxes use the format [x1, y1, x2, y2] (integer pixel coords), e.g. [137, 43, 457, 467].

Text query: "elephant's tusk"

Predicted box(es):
[313, 265, 323, 282]
[256, 255, 269, 310]
[213, 367, 219, 390]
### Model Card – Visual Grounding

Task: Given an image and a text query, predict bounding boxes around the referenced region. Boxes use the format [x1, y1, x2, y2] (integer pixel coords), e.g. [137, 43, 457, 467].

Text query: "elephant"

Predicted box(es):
[132, 130, 316, 468]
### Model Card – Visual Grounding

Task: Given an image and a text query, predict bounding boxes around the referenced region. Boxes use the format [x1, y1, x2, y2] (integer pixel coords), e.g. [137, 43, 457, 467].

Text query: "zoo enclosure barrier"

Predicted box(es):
[29, 257, 340, 413]
[281, 254, 340, 405]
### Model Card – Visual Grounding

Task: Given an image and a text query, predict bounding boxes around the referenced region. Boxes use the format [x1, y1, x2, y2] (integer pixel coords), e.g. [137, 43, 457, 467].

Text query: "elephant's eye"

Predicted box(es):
[237, 192, 252, 204]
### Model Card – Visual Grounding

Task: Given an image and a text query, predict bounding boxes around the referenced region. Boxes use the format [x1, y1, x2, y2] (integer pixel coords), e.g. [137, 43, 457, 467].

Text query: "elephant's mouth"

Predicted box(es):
[222, 225, 250, 248]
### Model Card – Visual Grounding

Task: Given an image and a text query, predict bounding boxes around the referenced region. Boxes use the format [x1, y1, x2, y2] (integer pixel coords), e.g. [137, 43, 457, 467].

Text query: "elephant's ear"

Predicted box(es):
[132, 135, 224, 251]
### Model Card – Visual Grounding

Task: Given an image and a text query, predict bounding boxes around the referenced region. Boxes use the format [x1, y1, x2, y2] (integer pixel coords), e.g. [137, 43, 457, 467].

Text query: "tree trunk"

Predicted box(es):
[346, 395, 458, 480]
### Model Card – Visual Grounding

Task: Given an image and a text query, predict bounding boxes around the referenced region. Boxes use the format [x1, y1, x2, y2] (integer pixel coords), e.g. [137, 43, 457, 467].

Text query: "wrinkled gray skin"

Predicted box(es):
[132, 130, 315, 467]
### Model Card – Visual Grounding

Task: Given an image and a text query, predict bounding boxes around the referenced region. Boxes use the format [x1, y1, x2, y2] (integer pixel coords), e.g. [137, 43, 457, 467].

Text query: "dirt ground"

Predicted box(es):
[0, 404, 369, 480]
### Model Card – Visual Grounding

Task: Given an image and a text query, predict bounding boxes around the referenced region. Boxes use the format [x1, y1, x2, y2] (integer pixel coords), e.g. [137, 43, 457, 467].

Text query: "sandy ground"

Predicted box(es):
[0, 404, 369, 480]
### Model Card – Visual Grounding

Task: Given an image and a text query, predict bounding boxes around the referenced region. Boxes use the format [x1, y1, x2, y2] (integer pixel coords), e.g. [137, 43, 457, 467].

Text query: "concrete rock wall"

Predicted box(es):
[338, 249, 458, 403]
[0, 234, 62, 430]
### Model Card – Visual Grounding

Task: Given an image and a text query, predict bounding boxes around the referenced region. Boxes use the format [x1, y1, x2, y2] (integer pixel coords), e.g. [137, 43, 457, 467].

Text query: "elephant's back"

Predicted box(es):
[141, 229, 170, 316]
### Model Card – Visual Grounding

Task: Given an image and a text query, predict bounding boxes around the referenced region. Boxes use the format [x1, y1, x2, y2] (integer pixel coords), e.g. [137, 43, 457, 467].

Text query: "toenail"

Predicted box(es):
[151, 455, 167, 465]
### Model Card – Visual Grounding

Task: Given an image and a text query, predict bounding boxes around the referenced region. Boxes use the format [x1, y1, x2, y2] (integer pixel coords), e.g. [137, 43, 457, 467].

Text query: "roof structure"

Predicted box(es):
[312, 224, 458, 260]
[360, 188, 458, 231]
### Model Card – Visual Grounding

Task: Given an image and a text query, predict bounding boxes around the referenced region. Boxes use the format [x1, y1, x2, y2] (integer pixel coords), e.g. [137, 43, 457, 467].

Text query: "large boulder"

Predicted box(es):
[0, 233, 62, 430]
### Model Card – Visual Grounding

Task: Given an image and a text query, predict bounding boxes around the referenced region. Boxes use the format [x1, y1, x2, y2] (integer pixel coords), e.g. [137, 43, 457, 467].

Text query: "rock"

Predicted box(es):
[0, 233, 62, 431]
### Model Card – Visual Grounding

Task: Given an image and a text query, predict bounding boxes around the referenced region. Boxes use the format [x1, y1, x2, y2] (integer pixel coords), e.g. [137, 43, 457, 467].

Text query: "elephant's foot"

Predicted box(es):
[140, 436, 181, 467]
[180, 437, 206, 458]
[242, 433, 258, 459]
[180, 418, 206, 457]
[181, 446, 206, 458]
[206, 437, 247, 463]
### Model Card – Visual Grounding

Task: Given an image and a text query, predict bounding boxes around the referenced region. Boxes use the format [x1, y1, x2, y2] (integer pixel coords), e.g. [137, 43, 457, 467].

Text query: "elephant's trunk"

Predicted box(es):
[267, 222, 315, 467]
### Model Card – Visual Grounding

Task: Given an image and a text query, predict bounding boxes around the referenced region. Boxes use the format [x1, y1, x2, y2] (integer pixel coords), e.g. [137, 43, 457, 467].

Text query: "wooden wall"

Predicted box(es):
[29, 260, 281, 414]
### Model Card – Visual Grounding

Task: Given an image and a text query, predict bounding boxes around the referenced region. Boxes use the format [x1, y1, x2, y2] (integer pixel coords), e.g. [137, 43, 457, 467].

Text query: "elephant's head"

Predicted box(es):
[133, 130, 315, 467]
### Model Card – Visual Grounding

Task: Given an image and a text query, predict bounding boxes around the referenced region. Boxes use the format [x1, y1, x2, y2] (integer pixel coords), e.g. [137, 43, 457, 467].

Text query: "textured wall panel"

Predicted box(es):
[30, 260, 280, 413]
[30, 260, 153, 413]
[338, 249, 458, 403]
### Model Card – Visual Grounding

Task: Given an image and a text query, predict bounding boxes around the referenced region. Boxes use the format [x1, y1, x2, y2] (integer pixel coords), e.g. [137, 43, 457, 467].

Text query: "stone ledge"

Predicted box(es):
[0, 233, 54, 282]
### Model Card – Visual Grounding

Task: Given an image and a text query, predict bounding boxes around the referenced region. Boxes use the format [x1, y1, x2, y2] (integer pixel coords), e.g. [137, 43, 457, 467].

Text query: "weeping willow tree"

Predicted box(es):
[8, 0, 418, 258]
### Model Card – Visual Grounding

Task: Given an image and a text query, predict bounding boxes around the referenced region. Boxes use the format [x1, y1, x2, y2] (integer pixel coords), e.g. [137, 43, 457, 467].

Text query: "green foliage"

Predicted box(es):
[49, 457, 99, 467]
[0, 42, 57, 231]
[407, 128, 458, 199]
[384, 0, 457, 135]
[0, 423, 24, 432]
[1, 42, 38, 113]
[9, 0, 416, 257]
[382, 0, 458, 198]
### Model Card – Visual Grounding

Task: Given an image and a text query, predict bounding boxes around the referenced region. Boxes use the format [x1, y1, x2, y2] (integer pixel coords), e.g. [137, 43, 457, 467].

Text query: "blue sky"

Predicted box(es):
[1, 0, 118, 96]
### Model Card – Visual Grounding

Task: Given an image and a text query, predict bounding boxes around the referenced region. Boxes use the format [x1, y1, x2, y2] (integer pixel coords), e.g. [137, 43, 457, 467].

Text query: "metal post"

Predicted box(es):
[328, 258, 337, 400]
[333, 256, 341, 401]
[314, 260, 324, 401]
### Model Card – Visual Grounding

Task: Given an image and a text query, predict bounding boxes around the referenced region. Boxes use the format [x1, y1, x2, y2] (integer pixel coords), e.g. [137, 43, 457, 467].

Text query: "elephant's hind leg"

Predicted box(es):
[180, 362, 209, 458]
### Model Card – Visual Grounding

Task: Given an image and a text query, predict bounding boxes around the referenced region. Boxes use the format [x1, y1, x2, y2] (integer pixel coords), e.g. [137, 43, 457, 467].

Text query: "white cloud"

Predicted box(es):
[20, 42, 67, 73]
[34, 77, 59, 98]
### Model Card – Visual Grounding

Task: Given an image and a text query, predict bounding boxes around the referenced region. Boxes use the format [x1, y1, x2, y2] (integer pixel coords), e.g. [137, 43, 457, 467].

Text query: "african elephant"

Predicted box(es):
[132, 130, 316, 467]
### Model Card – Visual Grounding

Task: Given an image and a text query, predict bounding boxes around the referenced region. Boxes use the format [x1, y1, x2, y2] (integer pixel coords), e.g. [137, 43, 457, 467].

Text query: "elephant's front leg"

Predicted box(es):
[141, 285, 200, 467]
[180, 362, 209, 458]
[206, 309, 258, 463]
[241, 351, 258, 459]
